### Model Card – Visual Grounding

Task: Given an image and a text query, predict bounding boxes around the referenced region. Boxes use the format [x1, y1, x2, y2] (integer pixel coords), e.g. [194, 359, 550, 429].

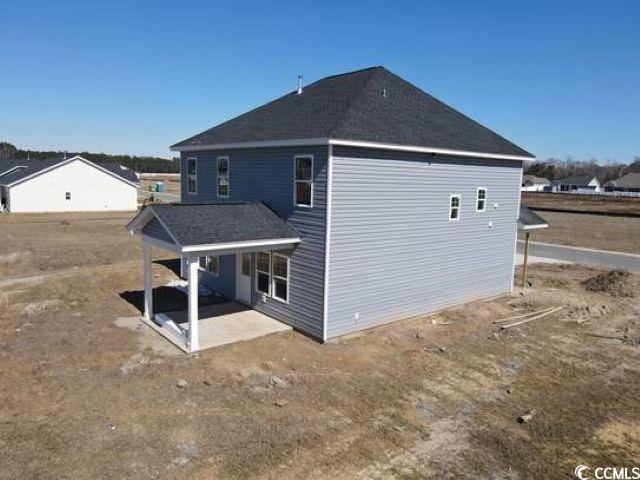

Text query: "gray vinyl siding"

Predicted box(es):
[326, 147, 522, 338]
[180, 146, 327, 339]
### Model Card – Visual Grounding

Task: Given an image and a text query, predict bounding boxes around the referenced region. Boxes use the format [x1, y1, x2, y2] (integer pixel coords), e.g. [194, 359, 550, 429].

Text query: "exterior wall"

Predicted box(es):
[180, 146, 328, 339]
[7, 159, 138, 213]
[326, 147, 522, 338]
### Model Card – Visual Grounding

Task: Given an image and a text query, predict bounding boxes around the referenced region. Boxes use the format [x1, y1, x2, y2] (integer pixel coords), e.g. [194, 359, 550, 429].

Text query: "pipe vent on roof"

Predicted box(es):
[297, 75, 303, 95]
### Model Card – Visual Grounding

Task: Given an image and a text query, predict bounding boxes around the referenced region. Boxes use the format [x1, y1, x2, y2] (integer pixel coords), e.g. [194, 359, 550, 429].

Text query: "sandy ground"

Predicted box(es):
[519, 211, 640, 254]
[523, 192, 640, 215]
[1, 212, 639, 479]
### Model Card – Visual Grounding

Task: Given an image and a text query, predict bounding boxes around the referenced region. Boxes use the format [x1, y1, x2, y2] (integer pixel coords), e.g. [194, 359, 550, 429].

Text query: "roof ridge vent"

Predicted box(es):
[296, 75, 303, 95]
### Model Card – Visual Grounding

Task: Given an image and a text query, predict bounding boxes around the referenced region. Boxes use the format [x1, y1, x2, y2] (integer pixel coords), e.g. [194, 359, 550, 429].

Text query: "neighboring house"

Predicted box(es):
[127, 66, 534, 351]
[0, 155, 139, 212]
[604, 172, 640, 195]
[521, 174, 550, 192]
[550, 173, 601, 193]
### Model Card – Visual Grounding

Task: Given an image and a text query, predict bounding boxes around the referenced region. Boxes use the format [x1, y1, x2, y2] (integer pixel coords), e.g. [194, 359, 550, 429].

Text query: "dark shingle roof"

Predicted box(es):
[608, 172, 640, 189]
[0, 156, 138, 186]
[518, 205, 549, 231]
[556, 172, 597, 187]
[172, 66, 533, 158]
[146, 202, 300, 247]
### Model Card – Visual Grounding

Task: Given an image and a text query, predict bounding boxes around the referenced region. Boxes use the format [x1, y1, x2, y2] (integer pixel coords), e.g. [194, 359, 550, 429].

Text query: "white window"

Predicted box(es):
[217, 157, 229, 198]
[271, 254, 290, 303]
[449, 194, 461, 221]
[198, 255, 219, 275]
[476, 187, 487, 212]
[294, 155, 313, 207]
[256, 251, 271, 295]
[186, 158, 197, 194]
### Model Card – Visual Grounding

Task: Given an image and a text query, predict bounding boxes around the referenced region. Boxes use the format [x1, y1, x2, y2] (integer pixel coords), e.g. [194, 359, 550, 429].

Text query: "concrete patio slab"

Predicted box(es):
[142, 302, 292, 353]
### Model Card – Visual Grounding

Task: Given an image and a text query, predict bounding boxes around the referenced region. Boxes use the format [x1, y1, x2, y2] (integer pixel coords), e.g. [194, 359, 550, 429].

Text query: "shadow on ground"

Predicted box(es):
[119, 286, 226, 314]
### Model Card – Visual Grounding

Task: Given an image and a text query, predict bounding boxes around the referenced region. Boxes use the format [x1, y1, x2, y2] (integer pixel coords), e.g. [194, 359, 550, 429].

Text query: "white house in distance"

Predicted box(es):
[0, 155, 139, 213]
[550, 172, 601, 193]
[521, 174, 550, 192]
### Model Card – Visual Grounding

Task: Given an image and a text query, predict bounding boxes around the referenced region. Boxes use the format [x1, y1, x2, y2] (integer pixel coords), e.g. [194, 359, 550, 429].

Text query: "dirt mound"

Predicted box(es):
[582, 270, 636, 298]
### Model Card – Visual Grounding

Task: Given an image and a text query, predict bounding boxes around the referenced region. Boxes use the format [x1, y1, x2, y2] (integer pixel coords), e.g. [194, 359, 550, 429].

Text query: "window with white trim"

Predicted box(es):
[186, 158, 197, 194]
[294, 155, 313, 207]
[476, 188, 487, 212]
[449, 194, 461, 220]
[198, 255, 219, 275]
[217, 157, 229, 197]
[256, 252, 271, 295]
[272, 254, 289, 303]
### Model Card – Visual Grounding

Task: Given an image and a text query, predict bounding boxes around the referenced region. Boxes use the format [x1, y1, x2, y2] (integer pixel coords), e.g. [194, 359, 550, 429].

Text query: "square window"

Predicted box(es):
[296, 182, 311, 206]
[272, 255, 288, 278]
[274, 278, 287, 302]
[295, 157, 312, 180]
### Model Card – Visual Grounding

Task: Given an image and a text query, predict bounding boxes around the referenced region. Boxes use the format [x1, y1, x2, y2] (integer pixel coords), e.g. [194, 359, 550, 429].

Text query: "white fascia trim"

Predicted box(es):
[328, 139, 535, 162]
[181, 237, 301, 254]
[171, 137, 535, 162]
[322, 145, 333, 343]
[5, 155, 139, 188]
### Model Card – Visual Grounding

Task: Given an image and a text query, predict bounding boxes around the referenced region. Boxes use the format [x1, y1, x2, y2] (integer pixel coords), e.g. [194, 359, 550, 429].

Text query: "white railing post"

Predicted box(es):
[188, 256, 199, 352]
[143, 241, 153, 321]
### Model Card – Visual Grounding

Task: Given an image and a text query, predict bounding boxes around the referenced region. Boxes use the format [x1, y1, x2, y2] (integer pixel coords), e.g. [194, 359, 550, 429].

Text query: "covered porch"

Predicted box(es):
[126, 202, 301, 353]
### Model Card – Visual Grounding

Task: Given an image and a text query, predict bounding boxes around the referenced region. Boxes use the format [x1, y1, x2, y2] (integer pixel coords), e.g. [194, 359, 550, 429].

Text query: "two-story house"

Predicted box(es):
[127, 66, 534, 352]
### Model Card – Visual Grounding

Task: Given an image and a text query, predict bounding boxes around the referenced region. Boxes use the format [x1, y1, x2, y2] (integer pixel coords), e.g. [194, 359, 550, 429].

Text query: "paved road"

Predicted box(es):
[517, 240, 640, 272]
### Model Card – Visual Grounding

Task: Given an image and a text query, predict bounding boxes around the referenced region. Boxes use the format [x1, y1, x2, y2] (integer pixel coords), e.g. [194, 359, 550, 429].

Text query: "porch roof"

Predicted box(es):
[126, 202, 301, 254]
[518, 205, 549, 231]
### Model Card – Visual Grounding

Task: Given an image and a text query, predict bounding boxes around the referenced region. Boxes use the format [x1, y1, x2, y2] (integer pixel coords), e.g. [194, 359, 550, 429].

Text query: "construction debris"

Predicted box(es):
[493, 307, 558, 324]
[582, 270, 636, 298]
[501, 306, 565, 330]
[518, 409, 537, 424]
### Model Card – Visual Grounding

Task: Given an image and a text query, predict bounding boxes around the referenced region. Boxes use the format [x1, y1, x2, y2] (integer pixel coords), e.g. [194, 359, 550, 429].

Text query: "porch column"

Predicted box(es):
[142, 241, 153, 321]
[187, 256, 199, 352]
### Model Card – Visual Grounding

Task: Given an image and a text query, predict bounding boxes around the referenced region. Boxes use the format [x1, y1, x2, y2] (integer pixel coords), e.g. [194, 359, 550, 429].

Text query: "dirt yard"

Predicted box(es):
[519, 211, 640, 254]
[1, 212, 639, 479]
[523, 192, 640, 215]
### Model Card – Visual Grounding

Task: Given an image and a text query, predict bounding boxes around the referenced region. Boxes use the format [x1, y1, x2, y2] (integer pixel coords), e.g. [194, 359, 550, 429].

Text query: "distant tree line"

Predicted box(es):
[0, 141, 179, 173]
[525, 156, 640, 183]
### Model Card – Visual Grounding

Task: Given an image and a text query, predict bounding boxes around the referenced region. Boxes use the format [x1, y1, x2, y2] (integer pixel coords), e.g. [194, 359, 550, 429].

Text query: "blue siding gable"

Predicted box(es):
[180, 146, 328, 339]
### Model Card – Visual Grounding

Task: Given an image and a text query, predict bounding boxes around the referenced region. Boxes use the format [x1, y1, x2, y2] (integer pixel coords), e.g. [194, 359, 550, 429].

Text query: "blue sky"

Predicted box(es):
[1, 0, 638, 162]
